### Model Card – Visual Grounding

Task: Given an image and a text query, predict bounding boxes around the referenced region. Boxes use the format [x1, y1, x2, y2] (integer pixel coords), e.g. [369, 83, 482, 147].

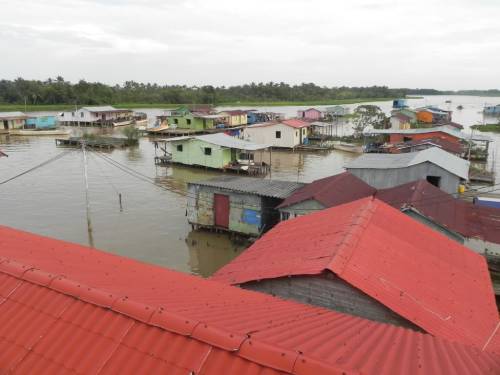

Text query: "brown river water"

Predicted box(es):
[1, 95, 499, 277]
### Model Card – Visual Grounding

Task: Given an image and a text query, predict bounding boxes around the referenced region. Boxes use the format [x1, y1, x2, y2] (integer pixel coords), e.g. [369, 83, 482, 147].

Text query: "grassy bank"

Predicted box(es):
[0, 97, 393, 112]
[470, 124, 500, 133]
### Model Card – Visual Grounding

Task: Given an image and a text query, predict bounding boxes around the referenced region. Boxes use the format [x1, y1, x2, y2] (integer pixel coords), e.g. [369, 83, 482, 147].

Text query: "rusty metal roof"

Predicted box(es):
[376, 179, 500, 244]
[190, 176, 305, 199]
[277, 172, 376, 209]
[1, 226, 499, 374]
[212, 198, 500, 354]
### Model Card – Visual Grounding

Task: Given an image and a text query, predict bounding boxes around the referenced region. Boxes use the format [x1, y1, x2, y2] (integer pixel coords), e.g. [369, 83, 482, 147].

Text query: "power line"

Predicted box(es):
[0, 150, 74, 186]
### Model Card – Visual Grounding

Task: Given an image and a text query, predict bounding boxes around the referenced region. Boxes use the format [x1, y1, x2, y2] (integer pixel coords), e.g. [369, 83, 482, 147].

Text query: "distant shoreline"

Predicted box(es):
[0, 97, 396, 112]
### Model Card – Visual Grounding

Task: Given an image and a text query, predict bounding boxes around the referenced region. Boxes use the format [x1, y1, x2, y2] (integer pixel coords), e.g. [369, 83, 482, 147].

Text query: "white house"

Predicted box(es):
[58, 106, 133, 127]
[243, 119, 311, 148]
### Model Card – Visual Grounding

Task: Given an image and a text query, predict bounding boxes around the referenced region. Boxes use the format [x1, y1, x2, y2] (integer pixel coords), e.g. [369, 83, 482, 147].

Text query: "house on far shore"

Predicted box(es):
[166, 106, 228, 131]
[277, 171, 376, 220]
[0, 112, 27, 132]
[218, 110, 248, 126]
[392, 98, 408, 109]
[58, 106, 133, 127]
[243, 119, 311, 148]
[25, 115, 57, 129]
[297, 107, 322, 120]
[324, 105, 349, 117]
[155, 133, 270, 175]
[346, 147, 469, 194]
[187, 176, 304, 236]
[211, 197, 500, 353]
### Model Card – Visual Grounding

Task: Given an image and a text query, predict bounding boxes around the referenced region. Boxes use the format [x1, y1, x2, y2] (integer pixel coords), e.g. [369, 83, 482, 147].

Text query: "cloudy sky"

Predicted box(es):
[1, 0, 499, 89]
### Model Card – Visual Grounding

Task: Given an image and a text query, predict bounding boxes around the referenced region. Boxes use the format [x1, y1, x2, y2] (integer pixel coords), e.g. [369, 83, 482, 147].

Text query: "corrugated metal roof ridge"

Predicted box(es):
[326, 197, 377, 275]
[190, 176, 304, 199]
[0, 257, 345, 375]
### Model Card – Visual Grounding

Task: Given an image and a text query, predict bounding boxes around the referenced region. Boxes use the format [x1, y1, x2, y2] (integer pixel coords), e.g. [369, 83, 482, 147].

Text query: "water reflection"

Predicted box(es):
[186, 230, 247, 277]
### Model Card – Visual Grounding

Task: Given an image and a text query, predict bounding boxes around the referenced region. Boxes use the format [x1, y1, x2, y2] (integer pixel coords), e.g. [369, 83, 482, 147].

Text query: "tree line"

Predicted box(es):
[0, 77, 498, 106]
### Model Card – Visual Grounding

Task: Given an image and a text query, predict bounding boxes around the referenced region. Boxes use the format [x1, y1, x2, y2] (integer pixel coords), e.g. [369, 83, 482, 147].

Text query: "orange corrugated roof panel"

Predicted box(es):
[0, 226, 499, 374]
[212, 197, 500, 354]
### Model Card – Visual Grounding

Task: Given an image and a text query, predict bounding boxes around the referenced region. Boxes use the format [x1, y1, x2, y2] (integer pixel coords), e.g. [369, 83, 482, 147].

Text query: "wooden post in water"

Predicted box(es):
[82, 142, 95, 248]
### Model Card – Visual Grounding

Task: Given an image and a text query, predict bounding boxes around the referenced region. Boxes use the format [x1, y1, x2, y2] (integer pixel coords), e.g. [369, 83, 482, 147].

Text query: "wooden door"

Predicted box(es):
[214, 194, 230, 228]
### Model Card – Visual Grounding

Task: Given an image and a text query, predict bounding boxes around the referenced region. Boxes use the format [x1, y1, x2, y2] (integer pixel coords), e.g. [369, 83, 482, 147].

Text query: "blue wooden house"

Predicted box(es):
[393, 99, 408, 109]
[25, 115, 57, 129]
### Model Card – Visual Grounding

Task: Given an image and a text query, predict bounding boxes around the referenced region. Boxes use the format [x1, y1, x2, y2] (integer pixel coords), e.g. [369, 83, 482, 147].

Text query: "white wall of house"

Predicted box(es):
[244, 124, 302, 148]
[58, 109, 127, 123]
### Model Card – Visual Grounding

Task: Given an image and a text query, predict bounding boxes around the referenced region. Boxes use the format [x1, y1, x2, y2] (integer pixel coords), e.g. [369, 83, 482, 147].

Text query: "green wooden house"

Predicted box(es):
[167, 106, 227, 131]
[157, 133, 270, 174]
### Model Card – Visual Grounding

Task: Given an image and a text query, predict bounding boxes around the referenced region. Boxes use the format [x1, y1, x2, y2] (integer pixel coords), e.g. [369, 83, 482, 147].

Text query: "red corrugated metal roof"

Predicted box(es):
[277, 172, 376, 209]
[392, 137, 465, 155]
[281, 119, 311, 128]
[212, 198, 500, 354]
[1, 226, 499, 374]
[376, 180, 500, 244]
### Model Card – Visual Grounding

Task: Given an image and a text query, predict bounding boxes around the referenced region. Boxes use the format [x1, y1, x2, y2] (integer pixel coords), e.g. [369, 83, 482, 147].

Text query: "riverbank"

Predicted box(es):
[471, 124, 500, 132]
[0, 97, 393, 112]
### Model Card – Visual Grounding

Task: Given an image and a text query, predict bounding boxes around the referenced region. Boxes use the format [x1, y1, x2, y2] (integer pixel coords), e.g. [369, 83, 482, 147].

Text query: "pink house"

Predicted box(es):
[297, 107, 323, 120]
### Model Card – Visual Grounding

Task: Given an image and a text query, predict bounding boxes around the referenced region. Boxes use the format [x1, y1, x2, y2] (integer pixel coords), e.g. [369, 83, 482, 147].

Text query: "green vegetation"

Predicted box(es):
[122, 126, 140, 145]
[0, 77, 407, 108]
[470, 123, 500, 132]
[352, 105, 388, 137]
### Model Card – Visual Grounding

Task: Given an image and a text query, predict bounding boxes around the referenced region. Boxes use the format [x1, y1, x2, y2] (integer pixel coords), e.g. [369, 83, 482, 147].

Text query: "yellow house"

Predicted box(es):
[218, 110, 248, 126]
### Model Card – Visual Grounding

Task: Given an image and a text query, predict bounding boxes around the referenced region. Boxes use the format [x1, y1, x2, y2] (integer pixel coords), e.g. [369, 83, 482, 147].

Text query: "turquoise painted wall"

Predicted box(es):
[25, 116, 56, 129]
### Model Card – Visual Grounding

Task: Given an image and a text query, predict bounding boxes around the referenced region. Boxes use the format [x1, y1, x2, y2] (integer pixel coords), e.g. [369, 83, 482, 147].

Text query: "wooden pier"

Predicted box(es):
[55, 137, 136, 149]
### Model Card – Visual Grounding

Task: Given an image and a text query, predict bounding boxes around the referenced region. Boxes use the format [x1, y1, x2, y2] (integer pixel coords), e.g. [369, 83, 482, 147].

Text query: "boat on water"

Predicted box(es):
[112, 119, 134, 127]
[334, 142, 364, 153]
[457, 105, 464, 110]
[0, 149, 7, 157]
[9, 128, 71, 136]
[445, 100, 452, 104]
[484, 104, 500, 115]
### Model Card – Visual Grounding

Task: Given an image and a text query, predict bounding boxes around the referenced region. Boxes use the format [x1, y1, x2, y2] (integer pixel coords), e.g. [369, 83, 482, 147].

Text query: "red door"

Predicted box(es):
[214, 194, 230, 228]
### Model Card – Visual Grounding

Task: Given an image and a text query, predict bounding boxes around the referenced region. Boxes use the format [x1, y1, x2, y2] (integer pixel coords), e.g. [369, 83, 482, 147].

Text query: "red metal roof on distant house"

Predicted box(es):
[212, 198, 500, 354]
[281, 119, 311, 128]
[376, 180, 500, 245]
[1, 226, 499, 374]
[277, 172, 376, 209]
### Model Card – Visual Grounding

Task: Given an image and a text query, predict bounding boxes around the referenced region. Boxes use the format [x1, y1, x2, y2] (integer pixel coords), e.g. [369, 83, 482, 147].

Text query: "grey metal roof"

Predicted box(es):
[195, 133, 270, 150]
[346, 147, 470, 179]
[81, 106, 131, 113]
[364, 126, 492, 142]
[190, 176, 305, 198]
[0, 111, 27, 119]
[162, 133, 270, 150]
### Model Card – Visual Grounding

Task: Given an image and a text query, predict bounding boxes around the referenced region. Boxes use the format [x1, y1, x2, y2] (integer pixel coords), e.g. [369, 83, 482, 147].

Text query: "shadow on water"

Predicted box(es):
[186, 230, 248, 277]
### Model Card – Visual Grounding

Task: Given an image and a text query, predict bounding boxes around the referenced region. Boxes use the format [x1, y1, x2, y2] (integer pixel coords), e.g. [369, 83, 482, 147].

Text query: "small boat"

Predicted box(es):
[112, 119, 134, 127]
[0, 149, 7, 157]
[445, 100, 452, 104]
[9, 128, 71, 136]
[334, 142, 364, 153]
[457, 105, 464, 110]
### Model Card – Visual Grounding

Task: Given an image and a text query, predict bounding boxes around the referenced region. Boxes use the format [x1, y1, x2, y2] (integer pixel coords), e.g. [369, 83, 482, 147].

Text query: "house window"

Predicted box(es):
[80, 112, 84, 118]
[426, 175, 441, 187]
[72, 112, 75, 116]
[176, 144, 183, 152]
[275, 131, 281, 139]
[296, 131, 298, 136]
[174, 119, 179, 124]
[204, 147, 212, 156]
[281, 212, 290, 220]
[187, 119, 191, 125]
